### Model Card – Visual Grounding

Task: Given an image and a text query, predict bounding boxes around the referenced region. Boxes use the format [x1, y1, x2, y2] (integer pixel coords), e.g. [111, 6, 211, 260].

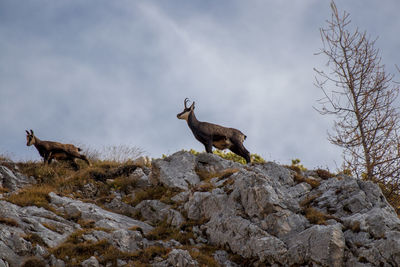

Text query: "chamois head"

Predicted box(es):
[26, 129, 36, 146]
[177, 98, 195, 121]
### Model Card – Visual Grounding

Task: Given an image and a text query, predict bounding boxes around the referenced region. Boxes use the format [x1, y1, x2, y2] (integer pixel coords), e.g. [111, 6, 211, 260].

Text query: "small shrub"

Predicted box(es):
[378, 182, 400, 216]
[187, 149, 266, 165]
[304, 207, 328, 225]
[289, 159, 307, 172]
[315, 169, 335, 179]
[213, 150, 265, 165]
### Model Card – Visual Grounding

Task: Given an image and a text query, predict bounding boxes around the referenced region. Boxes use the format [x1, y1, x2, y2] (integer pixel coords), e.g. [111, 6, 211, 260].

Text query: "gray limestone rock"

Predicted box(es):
[166, 249, 198, 267]
[134, 199, 185, 226]
[81, 256, 99, 267]
[286, 224, 345, 267]
[0, 166, 36, 191]
[206, 214, 287, 264]
[195, 152, 241, 179]
[48, 192, 153, 234]
[1, 154, 400, 266]
[150, 151, 200, 190]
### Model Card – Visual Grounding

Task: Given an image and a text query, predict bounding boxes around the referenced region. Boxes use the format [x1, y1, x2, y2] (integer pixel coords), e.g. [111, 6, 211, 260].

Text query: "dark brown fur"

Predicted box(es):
[177, 99, 251, 163]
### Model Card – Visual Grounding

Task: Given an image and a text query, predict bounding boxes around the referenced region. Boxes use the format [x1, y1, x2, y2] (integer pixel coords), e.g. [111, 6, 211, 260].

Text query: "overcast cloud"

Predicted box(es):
[1, 0, 399, 170]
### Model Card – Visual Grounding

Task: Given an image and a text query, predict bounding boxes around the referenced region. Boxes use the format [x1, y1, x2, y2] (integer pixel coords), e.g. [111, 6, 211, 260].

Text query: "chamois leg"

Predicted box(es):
[70, 158, 80, 170]
[204, 140, 213, 153]
[79, 154, 91, 166]
[230, 143, 251, 164]
[43, 153, 51, 165]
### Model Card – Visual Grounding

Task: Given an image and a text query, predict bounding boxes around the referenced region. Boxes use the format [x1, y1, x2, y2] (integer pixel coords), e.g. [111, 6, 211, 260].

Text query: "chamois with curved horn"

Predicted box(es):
[177, 98, 251, 163]
[25, 129, 91, 170]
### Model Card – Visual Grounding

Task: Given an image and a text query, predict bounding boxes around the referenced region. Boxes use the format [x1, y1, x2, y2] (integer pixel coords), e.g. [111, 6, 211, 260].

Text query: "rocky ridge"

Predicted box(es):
[0, 151, 399, 266]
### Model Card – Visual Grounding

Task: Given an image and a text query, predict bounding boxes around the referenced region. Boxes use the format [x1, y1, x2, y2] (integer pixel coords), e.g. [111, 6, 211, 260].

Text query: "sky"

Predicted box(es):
[1, 0, 399, 170]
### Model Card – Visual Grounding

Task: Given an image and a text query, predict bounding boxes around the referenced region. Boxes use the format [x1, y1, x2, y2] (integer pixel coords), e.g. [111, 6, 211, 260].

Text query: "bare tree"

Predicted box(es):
[315, 1, 400, 193]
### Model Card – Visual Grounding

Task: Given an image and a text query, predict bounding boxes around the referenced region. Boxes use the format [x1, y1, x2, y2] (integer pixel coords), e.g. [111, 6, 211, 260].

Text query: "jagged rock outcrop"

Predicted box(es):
[0, 152, 399, 266]
[154, 249, 199, 267]
[0, 165, 36, 191]
[49, 192, 153, 234]
[134, 200, 185, 227]
[150, 151, 200, 190]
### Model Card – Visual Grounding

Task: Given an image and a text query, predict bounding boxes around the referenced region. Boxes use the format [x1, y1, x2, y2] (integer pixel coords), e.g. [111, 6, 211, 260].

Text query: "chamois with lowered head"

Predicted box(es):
[177, 98, 251, 163]
[25, 129, 91, 170]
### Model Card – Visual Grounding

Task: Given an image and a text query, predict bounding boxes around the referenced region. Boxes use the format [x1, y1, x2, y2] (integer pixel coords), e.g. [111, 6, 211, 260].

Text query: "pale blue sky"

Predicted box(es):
[1, 0, 399, 170]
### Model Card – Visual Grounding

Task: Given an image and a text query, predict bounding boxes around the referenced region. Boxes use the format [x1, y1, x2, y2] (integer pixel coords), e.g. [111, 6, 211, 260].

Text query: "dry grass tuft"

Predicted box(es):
[128, 186, 180, 206]
[108, 176, 137, 194]
[299, 193, 322, 207]
[130, 246, 170, 264]
[21, 257, 46, 267]
[42, 222, 63, 233]
[304, 207, 329, 225]
[0, 217, 19, 227]
[293, 173, 321, 188]
[315, 169, 335, 179]
[145, 219, 180, 241]
[23, 233, 47, 248]
[188, 246, 220, 267]
[50, 226, 172, 265]
[78, 219, 96, 229]
[6, 185, 55, 210]
[304, 207, 342, 225]
[194, 182, 215, 192]
[0, 186, 9, 194]
[196, 167, 239, 181]
[51, 239, 112, 264]
[378, 183, 400, 216]
[230, 253, 256, 266]
[350, 221, 361, 233]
